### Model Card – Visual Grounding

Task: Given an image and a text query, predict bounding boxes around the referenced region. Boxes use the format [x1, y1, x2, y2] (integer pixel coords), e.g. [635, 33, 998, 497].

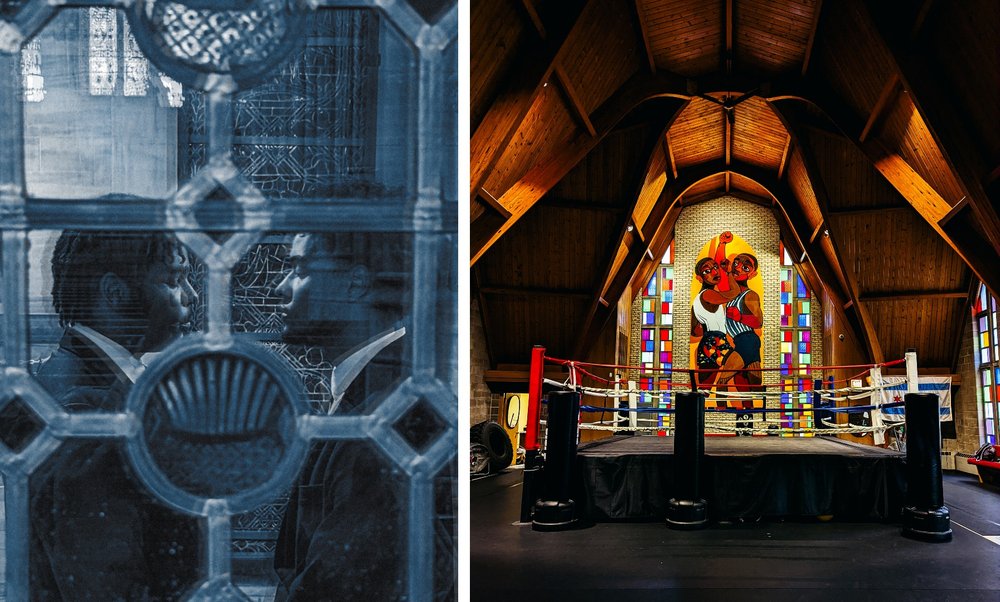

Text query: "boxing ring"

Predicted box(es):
[576, 434, 904, 522]
[520, 346, 952, 541]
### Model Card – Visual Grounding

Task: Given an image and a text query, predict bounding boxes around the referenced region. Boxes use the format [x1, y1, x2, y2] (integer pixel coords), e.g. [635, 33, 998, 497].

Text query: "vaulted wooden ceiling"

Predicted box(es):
[471, 0, 1000, 375]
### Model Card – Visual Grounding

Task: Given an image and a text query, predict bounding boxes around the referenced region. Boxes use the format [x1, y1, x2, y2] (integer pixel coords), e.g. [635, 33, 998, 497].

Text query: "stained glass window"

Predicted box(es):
[779, 241, 814, 436]
[973, 283, 1000, 444]
[636, 243, 674, 433]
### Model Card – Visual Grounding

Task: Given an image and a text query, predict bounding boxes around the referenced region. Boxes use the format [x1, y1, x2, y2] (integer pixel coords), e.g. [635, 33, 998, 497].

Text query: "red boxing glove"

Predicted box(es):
[726, 306, 742, 322]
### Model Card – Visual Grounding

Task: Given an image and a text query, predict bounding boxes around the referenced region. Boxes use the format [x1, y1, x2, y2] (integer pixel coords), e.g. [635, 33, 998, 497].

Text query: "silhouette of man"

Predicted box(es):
[272, 233, 407, 601]
[28, 231, 200, 601]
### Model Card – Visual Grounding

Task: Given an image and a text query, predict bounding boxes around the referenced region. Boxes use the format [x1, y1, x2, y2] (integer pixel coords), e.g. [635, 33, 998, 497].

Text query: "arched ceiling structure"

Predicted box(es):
[471, 0, 1000, 376]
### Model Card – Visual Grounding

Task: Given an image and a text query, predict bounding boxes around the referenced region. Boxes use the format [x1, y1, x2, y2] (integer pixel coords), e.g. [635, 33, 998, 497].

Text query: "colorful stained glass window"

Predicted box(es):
[778, 241, 816, 436]
[636, 243, 675, 434]
[974, 283, 1000, 445]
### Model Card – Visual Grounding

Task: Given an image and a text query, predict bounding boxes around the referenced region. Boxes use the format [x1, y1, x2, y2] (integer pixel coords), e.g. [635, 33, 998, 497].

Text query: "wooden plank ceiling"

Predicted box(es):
[471, 0, 1000, 376]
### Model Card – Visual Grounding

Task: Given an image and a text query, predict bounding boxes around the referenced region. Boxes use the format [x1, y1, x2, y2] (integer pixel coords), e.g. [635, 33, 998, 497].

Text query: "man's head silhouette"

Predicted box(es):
[51, 231, 198, 353]
[275, 233, 370, 346]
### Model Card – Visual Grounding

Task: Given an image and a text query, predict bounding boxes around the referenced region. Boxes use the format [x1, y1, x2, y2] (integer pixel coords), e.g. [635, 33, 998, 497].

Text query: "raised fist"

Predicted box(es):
[719, 231, 733, 243]
[726, 306, 742, 322]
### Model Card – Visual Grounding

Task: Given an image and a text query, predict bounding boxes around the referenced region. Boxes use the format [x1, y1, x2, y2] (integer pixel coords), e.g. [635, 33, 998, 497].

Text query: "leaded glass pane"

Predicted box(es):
[2, 2, 456, 600]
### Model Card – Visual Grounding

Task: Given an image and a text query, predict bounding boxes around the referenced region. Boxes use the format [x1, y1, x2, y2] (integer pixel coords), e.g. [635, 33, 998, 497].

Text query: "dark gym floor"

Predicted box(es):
[471, 469, 1000, 601]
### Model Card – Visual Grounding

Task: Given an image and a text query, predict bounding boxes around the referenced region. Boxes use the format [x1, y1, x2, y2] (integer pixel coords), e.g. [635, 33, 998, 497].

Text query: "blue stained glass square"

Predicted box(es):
[663, 291, 673, 303]
[645, 314, 654, 325]
[799, 342, 807, 354]
[798, 314, 809, 327]
[796, 275, 807, 298]
[645, 340, 654, 352]
[781, 292, 789, 304]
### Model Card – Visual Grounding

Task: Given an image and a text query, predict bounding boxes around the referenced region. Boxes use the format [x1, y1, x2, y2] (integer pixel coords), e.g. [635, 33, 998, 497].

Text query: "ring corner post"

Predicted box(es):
[667, 390, 708, 530]
[901, 391, 952, 543]
[519, 345, 545, 524]
[531, 390, 580, 531]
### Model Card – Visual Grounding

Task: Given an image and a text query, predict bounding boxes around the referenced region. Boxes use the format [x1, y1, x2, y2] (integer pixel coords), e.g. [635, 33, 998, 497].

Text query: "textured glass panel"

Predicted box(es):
[8, 3, 457, 600]
[25, 10, 181, 199]
[646, 273, 657, 296]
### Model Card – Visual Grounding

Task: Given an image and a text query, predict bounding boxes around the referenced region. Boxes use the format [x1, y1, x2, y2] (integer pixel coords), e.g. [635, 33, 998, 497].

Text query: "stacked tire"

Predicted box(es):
[470, 421, 513, 473]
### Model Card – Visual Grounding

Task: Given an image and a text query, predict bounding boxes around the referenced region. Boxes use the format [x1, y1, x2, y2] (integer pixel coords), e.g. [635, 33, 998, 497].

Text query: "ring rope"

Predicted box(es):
[543, 355, 906, 374]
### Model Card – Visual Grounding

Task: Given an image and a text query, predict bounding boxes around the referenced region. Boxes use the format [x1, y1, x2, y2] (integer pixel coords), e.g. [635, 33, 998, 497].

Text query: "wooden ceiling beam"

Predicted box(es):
[480, 285, 592, 299]
[470, 69, 690, 265]
[777, 135, 791, 179]
[573, 119, 676, 358]
[633, 0, 656, 72]
[553, 64, 596, 137]
[724, 109, 732, 166]
[801, 0, 823, 77]
[950, 275, 978, 373]
[724, 0, 734, 74]
[769, 103, 884, 363]
[859, 74, 899, 143]
[809, 220, 825, 245]
[470, 0, 590, 204]
[858, 290, 969, 302]
[520, 0, 546, 37]
[663, 133, 678, 179]
[775, 84, 1000, 301]
[859, 0, 1000, 256]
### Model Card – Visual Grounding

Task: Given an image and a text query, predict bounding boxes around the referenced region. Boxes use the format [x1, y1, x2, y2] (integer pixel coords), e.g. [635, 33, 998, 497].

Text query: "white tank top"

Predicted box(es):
[693, 290, 727, 333]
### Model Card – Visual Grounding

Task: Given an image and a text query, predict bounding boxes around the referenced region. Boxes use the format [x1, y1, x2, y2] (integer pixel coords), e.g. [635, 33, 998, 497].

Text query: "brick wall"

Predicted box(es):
[944, 315, 982, 454]
[672, 196, 823, 429]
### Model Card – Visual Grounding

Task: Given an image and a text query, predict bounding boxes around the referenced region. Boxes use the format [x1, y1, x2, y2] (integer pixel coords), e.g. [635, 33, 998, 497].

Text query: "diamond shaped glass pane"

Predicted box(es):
[393, 397, 446, 452]
[0, 397, 43, 453]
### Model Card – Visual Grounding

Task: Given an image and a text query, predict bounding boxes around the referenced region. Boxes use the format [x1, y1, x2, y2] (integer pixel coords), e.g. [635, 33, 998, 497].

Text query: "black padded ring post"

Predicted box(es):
[532, 391, 581, 531]
[902, 392, 952, 542]
[667, 391, 707, 529]
[519, 449, 540, 523]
